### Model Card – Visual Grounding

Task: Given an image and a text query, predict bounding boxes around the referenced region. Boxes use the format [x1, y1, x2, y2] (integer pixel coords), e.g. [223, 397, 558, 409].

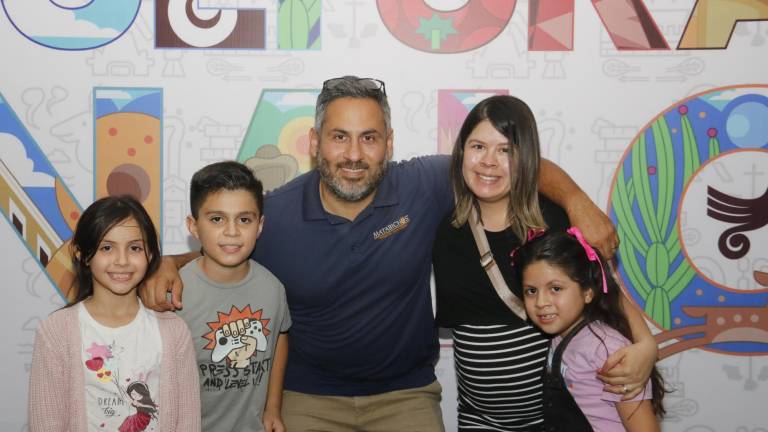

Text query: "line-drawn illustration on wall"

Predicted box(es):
[722, 356, 768, 390]
[592, 119, 639, 206]
[733, 20, 767, 47]
[608, 85, 768, 358]
[656, 352, 699, 422]
[21, 87, 68, 131]
[598, 6, 699, 83]
[536, 109, 567, 164]
[50, 108, 94, 182]
[87, 32, 156, 77]
[326, 0, 377, 49]
[196, 116, 244, 162]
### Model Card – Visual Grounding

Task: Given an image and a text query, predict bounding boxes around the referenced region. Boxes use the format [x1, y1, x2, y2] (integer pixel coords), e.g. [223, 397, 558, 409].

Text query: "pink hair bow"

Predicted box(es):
[510, 228, 547, 262]
[526, 227, 546, 242]
[566, 227, 608, 293]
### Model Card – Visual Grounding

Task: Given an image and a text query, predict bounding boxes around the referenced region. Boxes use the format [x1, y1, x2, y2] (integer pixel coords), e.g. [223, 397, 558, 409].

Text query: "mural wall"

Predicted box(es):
[1, 0, 767, 430]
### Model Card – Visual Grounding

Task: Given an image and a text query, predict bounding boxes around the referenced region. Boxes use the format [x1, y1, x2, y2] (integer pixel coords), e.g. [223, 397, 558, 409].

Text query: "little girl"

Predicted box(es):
[29, 195, 200, 432]
[515, 228, 665, 432]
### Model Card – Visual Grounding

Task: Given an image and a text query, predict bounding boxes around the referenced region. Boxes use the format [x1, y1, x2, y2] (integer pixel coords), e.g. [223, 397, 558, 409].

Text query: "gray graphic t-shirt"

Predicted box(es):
[178, 258, 291, 432]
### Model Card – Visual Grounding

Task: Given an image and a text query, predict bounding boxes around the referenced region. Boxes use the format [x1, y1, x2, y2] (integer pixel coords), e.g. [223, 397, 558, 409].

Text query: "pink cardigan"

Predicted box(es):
[28, 305, 201, 432]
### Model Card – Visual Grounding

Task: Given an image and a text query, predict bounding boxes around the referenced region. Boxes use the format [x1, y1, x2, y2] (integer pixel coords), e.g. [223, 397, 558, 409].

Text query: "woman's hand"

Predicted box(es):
[597, 337, 657, 400]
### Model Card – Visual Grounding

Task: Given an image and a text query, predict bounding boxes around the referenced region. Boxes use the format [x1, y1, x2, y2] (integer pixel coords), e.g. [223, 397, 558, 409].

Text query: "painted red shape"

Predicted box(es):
[85, 357, 104, 371]
[529, 0, 669, 51]
[376, 0, 516, 53]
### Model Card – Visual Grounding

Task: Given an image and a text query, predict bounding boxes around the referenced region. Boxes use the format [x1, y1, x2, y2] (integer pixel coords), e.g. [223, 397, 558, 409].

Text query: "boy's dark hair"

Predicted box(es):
[189, 161, 264, 219]
[515, 230, 667, 417]
[69, 195, 160, 305]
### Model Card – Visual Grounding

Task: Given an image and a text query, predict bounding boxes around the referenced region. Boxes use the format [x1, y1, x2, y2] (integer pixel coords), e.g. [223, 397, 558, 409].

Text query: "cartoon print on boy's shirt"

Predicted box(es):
[83, 341, 158, 430]
[199, 305, 273, 392]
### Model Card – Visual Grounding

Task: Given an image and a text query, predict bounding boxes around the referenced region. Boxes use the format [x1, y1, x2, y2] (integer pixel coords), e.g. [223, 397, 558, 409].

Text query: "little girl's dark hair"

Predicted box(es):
[514, 230, 666, 417]
[68, 195, 160, 304]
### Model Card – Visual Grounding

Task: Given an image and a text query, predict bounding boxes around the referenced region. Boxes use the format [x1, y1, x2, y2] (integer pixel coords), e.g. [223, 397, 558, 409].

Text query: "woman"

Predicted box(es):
[432, 95, 657, 431]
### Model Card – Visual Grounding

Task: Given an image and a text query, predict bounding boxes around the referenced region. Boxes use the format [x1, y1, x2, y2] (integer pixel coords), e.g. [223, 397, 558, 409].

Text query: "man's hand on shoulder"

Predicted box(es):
[566, 191, 618, 259]
[139, 255, 184, 311]
[538, 159, 618, 258]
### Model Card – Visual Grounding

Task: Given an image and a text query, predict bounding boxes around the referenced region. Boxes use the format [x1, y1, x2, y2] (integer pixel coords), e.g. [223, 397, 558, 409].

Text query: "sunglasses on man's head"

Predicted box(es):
[322, 77, 386, 96]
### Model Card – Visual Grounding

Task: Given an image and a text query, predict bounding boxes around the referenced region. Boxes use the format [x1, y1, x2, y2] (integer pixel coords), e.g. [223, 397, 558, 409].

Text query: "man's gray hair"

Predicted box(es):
[315, 76, 391, 133]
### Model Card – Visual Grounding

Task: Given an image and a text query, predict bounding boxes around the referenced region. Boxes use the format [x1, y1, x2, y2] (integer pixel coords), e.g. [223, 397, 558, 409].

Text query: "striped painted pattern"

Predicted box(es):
[453, 324, 549, 431]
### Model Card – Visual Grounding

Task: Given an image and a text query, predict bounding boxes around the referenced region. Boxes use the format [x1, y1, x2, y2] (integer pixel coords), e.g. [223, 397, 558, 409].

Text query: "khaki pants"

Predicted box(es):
[281, 380, 445, 432]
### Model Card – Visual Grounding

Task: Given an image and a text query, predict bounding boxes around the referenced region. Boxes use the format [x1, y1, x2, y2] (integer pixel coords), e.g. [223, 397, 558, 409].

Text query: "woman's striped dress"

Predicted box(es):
[433, 201, 568, 431]
[452, 324, 549, 430]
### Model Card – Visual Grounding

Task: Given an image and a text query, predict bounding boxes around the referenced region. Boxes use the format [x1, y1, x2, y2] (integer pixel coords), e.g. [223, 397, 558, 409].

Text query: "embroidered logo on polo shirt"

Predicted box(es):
[373, 215, 410, 240]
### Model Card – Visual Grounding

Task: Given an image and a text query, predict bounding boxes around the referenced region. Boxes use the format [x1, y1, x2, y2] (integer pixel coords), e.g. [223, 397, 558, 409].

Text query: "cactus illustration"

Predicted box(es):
[611, 108, 700, 329]
[416, 14, 457, 50]
[278, 0, 321, 49]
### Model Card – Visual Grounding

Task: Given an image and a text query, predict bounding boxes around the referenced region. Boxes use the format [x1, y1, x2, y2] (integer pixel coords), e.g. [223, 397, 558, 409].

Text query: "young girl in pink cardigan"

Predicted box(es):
[29, 196, 200, 432]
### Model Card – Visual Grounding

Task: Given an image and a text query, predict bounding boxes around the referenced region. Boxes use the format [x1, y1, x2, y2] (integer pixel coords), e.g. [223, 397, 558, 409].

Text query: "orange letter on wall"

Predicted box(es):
[529, 0, 668, 50]
[679, 0, 768, 49]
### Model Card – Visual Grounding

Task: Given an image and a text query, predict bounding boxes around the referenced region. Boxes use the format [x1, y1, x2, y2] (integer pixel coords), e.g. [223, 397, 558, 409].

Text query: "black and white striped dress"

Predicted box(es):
[433, 199, 567, 431]
[452, 324, 549, 430]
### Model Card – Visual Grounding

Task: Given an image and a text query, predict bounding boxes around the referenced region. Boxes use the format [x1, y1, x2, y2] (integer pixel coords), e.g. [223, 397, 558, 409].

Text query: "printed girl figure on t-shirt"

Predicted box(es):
[119, 381, 158, 432]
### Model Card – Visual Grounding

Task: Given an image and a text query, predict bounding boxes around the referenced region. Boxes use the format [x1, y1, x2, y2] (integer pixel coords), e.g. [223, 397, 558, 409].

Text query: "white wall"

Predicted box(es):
[2, 0, 767, 430]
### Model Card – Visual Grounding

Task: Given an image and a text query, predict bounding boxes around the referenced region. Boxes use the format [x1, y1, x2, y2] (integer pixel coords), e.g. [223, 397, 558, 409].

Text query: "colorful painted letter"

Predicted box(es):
[528, 0, 668, 51]
[679, 0, 768, 49]
[1, 0, 141, 50]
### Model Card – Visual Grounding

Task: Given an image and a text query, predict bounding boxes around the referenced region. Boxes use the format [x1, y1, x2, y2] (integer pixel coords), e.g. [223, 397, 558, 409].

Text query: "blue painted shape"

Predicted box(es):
[1, 0, 140, 50]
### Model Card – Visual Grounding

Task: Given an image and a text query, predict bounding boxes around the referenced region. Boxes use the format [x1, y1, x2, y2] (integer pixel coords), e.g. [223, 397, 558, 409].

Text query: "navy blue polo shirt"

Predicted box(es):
[252, 155, 453, 396]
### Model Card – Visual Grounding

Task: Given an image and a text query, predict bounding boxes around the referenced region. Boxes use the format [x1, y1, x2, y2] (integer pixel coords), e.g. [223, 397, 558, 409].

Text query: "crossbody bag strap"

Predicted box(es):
[468, 207, 527, 320]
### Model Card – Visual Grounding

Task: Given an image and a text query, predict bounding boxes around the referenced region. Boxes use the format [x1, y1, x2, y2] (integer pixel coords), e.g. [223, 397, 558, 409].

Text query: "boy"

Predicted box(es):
[177, 161, 290, 432]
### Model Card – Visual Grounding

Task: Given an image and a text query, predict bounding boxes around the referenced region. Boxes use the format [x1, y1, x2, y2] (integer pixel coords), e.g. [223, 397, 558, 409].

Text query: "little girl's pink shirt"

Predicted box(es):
[550, 321, 653, 432]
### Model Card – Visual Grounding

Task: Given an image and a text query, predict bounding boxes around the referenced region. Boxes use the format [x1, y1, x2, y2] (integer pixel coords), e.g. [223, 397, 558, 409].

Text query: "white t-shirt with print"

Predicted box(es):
[79, 301, 162, 431]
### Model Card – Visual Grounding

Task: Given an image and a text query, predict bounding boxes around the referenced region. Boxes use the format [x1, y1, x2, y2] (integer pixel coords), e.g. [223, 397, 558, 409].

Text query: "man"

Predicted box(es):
[143, 76, 619, 431]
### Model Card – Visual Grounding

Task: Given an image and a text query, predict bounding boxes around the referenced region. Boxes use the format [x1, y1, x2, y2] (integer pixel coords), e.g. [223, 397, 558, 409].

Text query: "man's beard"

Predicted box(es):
[316, 154, 387, 202]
